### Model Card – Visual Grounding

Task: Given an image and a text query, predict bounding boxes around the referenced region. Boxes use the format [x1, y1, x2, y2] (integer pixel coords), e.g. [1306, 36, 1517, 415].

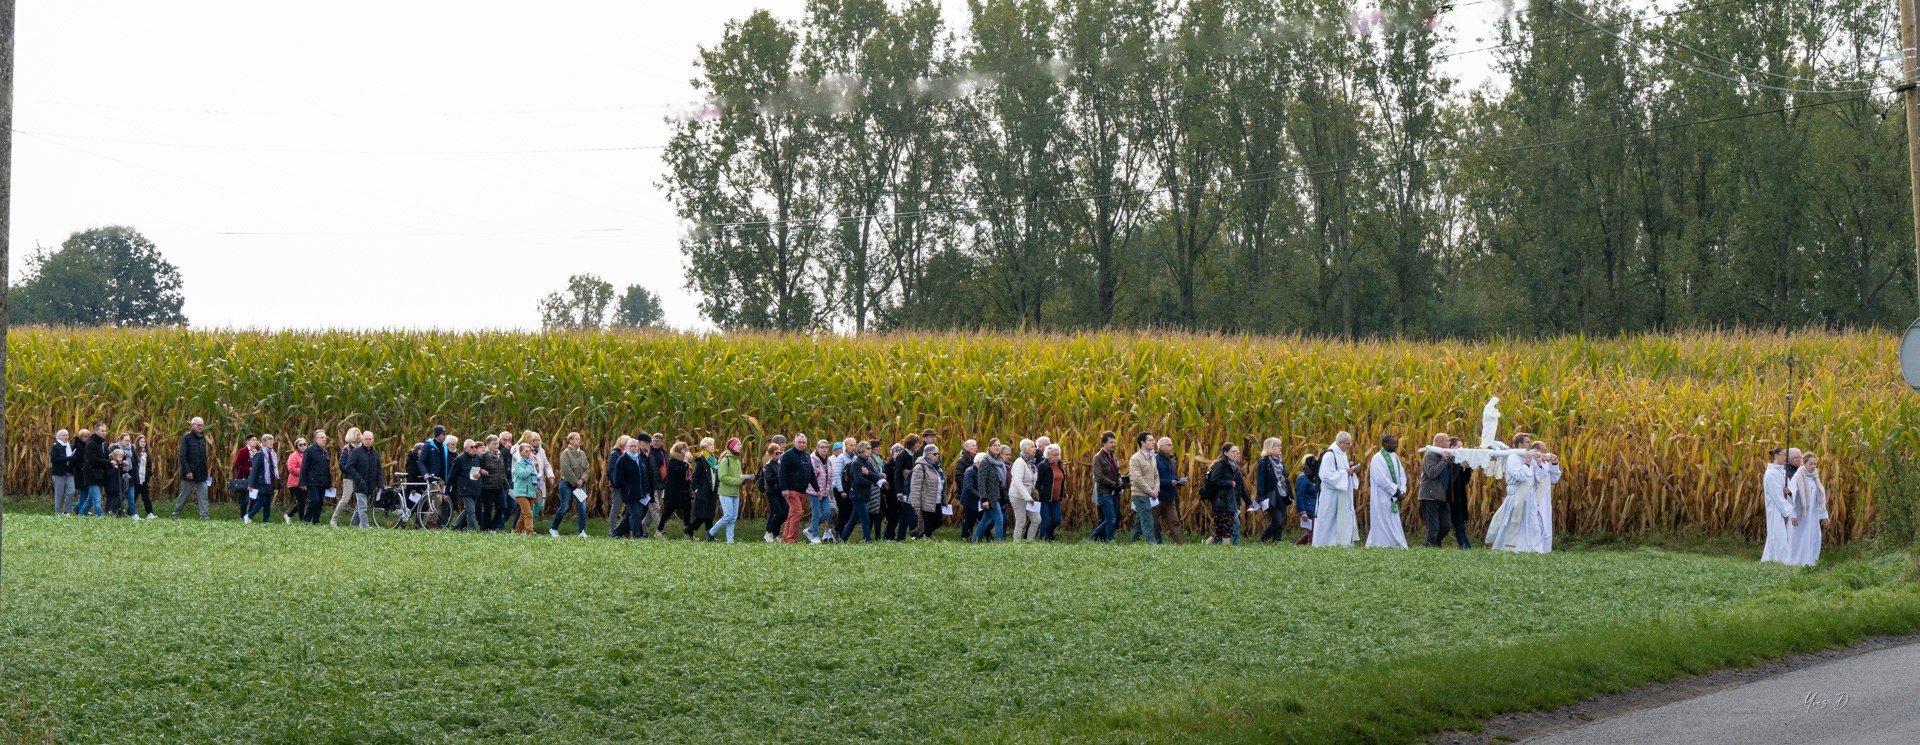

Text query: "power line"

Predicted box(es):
[1539, 0, 1882, 95]
[5, 0, 1773, 160]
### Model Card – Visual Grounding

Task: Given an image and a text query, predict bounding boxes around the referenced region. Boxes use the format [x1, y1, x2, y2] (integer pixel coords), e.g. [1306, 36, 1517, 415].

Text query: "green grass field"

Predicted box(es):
[3, 510, 1918, 744]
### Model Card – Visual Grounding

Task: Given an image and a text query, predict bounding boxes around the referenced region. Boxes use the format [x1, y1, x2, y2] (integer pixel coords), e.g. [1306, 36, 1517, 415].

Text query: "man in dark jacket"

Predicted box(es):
[952, 439, 980, 538]
[1090, 431, 1122, 542]
[611, 439, 650, 538]
[421, 425, 450, 484]
[1153, 438, 1186, 544]
[841, 442, 881, 542]
[447, 439, 480, 530]
[1444, 435, 1473, 548]
[348, 431, 384, 528]
[79, 424, 113, 517]
[777, 434, 816, 543]
[476, 434, 509, 531]
[171, 417, 212, 519]
[300, 433, 332, 524]
[1418, 433, 1454, 547]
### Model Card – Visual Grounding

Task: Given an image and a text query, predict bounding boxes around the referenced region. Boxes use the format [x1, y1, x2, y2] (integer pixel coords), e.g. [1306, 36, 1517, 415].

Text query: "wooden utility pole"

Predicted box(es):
[1902, 0, 1920, 309]
[0, 0, 15, 575]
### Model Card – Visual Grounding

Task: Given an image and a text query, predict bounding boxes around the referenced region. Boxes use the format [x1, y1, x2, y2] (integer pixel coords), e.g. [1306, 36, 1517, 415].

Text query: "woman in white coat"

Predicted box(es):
[1529, 442, 1561, 553]
[1759, 448, 1795, 564]
[1783, 453, 1828, 567]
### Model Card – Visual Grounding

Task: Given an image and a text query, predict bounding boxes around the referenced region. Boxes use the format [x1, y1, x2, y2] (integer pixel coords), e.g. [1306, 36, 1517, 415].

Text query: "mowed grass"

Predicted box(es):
[2, 514, 1917, 745]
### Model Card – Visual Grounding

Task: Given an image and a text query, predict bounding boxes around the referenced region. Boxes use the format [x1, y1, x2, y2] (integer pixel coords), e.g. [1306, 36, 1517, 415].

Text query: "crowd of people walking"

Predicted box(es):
[40, 414, 1818, 563]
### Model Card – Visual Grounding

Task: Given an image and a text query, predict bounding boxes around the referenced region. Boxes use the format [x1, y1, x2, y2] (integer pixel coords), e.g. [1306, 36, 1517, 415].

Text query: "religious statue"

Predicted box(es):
[1479, 396, 1501, 448]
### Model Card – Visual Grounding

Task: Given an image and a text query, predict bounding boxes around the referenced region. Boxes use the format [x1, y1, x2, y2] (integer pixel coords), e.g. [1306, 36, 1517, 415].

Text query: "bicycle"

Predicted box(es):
[373, 473, 447, 529]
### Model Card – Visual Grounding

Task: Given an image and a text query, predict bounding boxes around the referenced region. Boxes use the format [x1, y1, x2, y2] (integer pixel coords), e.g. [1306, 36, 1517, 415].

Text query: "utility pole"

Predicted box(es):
[0, 0, 15, 576]
[1902, 0, 1920, 309]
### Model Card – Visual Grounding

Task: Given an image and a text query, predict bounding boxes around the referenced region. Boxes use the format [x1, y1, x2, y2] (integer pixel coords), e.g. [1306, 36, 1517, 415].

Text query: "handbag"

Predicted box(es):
[228, 478, 247, 494]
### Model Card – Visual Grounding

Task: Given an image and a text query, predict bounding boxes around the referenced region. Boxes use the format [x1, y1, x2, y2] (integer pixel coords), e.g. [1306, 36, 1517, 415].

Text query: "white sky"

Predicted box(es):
[10, 1, 1507, 331]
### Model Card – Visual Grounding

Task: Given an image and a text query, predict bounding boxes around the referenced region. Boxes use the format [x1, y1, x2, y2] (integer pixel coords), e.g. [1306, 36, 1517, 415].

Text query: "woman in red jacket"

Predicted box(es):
[232, 436, 256, 519]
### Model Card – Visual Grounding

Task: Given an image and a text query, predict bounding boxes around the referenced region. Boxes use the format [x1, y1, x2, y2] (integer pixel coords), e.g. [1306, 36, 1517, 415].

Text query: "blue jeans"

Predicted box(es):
[1129, 495, 1158, 543]
[1039, 502, 1062, 540]
[844, 498, 873, 542]
[972, 503, 1004, 542]
[550, 480, 587, 534]
[711, 495, 740, 542]
[808, 495, 834, 537]
[1231, 511, 1242, 546]
[75, 485, 104, 517]
[244, 490, 272, 521]
[1093, 493, 1118, 542]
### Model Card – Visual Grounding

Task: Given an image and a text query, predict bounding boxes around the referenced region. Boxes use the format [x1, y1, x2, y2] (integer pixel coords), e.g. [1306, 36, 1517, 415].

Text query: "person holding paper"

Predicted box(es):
[1201, 443, 1250, 544]
[1759, 448, 1795, 564]
[244, 434, 280, 524]
[1293, 455, 1320, 545]
[1364, 435, 1410, 548]
[449, 439, 483, 531]
[605, 435, 631, 537]
[1154, 437, 1187, 545]
[1007, 439, 1038, 541]
[1126, 432, 1160, 544]
[549, 432, 591, 537]
[1255, 438, 1293, 543]
[1485, 433, 1538, 552]
[1312, 433, 1360, 547]
[1418, 433, 1454, 547]
[907, 444, 946, 539]
[1783, 453, 1829, 567]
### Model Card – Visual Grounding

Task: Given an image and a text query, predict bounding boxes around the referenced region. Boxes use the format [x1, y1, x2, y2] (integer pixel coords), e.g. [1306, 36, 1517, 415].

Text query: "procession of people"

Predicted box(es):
[37, 409, 1825, 564]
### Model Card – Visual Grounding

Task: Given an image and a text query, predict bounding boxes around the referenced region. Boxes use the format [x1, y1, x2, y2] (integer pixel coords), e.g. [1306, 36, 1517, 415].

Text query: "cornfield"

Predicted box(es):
[5, 327, 1910, 543]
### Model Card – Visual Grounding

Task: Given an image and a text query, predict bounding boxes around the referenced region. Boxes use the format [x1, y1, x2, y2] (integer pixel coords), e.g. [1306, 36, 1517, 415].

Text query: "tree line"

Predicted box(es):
[660, 0, 1915, 337]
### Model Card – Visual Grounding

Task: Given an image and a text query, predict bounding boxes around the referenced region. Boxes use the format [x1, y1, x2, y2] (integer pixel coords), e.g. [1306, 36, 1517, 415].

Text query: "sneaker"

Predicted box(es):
[550, 529, 559, 537]
[330, 519, 338, 527]
[242, 516, 251, 524]
[577, 532, 588, 538]
[704, 532, 717, 543]
[803, 528, 817, 542]
[284, 515, 292, 524]
[148, 513, 157, 520]
[763, 533, 776, 543]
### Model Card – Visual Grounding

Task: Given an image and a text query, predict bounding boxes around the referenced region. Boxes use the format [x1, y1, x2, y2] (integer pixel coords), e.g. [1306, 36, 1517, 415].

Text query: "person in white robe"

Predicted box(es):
[1759, 448, 1795, 564]
[1313, 432, 1360, 547]
[1365, 434, 1409, 548]
[1528, 442, 1561, 553]
[1485, 433, 1539, 552]
[1783, 454, 1828, 567]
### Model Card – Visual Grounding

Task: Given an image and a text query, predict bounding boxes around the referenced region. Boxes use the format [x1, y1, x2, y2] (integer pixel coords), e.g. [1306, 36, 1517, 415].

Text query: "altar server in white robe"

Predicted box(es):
[1313, 432, 1361, 547]
[1759, 448, 1795, 564]
[1528, 442, 1561, 553]
[1783, 453, 1828, 567]
[1485, 433, 1538, 552]
[1365, 434, 1409, 548]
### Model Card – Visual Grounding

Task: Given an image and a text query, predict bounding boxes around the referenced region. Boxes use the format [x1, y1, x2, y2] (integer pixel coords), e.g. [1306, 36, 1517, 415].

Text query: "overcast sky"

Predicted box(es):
[11, 1, 1507, 331]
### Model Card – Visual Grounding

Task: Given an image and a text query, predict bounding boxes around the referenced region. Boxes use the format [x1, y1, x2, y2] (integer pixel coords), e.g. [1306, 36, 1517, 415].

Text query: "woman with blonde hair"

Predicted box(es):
[510, 442, 539, 534]
[687, 437, 719, 540]
[522, 430, 552, 520]
[330, 427, 362, 527]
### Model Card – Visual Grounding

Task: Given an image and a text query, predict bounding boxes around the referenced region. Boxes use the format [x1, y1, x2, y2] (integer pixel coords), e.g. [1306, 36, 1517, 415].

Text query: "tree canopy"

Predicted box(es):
[11, 226, 187, 327]
[660, 0, 1915, 336]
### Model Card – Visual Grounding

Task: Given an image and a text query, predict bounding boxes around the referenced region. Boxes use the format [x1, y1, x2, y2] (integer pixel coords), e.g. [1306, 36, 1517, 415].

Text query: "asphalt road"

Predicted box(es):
[1527, 641, 1920, 744]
